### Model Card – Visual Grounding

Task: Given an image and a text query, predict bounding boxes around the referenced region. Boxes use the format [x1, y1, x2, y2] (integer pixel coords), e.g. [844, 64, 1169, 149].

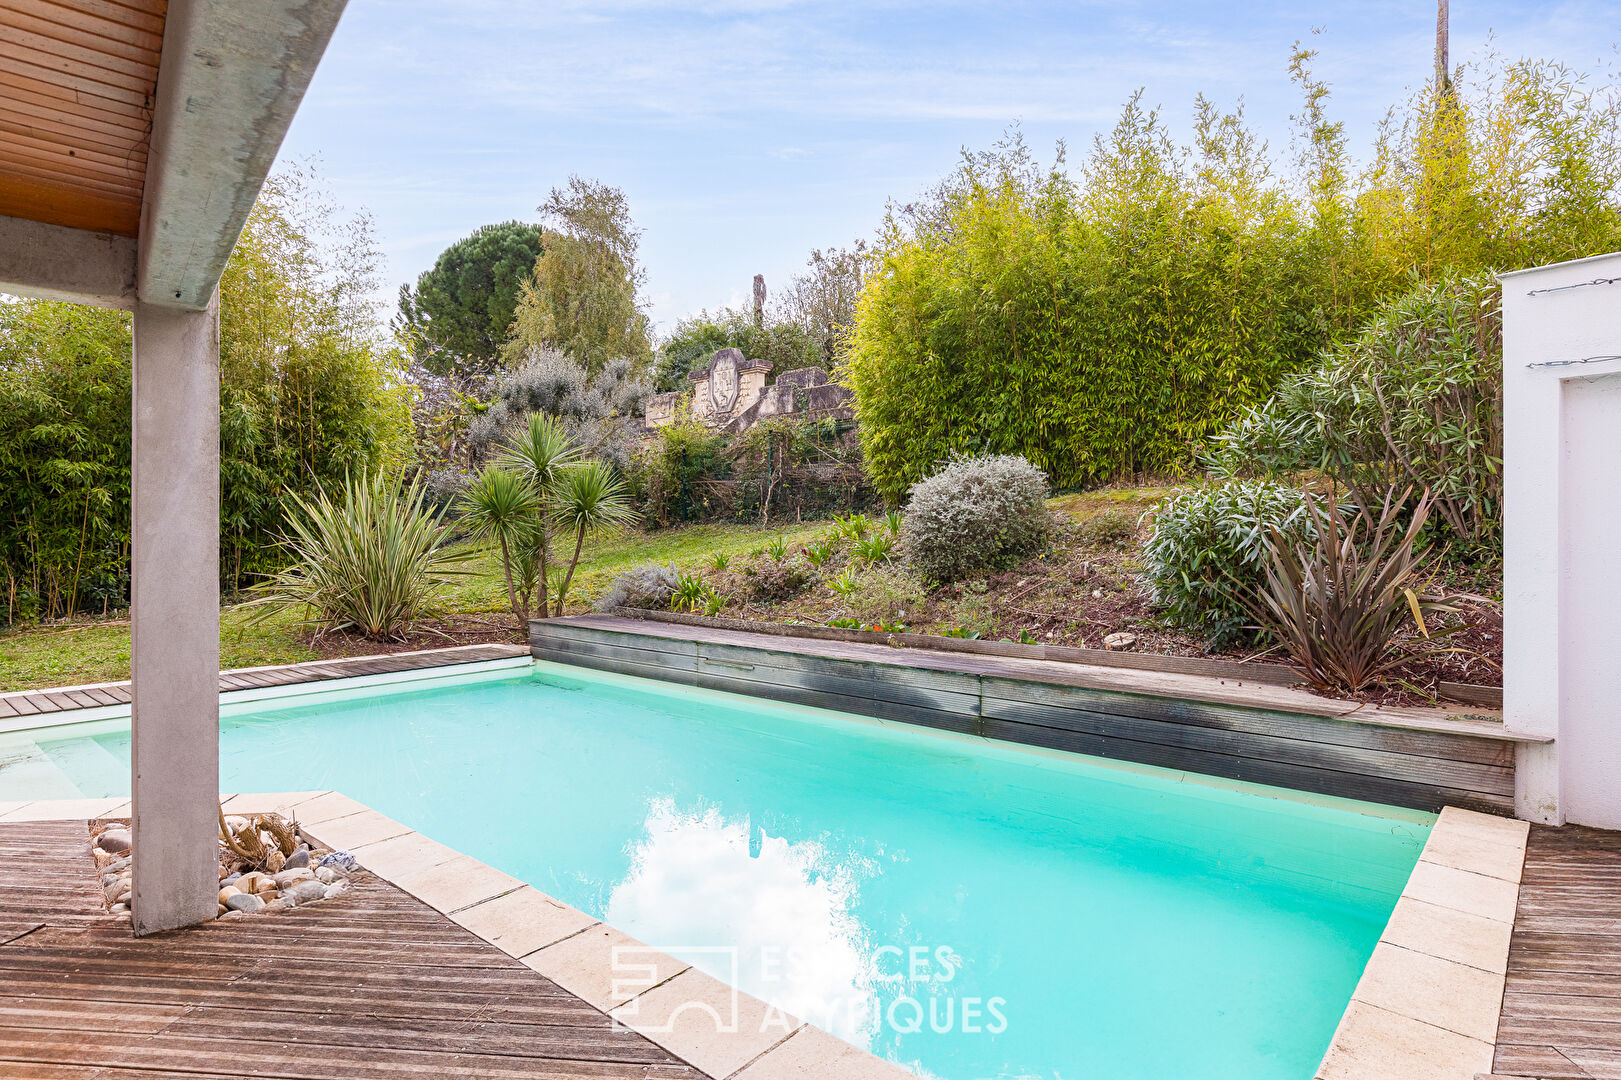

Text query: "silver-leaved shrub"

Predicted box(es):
[900, 454, 1051, 583]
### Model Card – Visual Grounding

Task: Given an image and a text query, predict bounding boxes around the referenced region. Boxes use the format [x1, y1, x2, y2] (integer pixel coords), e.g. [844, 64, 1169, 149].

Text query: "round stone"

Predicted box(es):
[322, 883, 345, 900]
[273, 868, 315, 889]
[95, 829, 131, 855]
[284, 880, 327, 906]
[224, 893, 265, 913]
[218, 887, 240, 904]
[283, 847, 310, 869]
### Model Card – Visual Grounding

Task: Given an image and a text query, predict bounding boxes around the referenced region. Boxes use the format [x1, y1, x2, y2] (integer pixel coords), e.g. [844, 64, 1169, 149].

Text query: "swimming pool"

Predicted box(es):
[1, 661, 1430, 1080]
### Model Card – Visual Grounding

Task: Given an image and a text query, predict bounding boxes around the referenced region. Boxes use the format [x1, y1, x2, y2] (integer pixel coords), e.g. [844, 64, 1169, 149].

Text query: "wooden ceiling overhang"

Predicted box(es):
[0, 0, 347, 310]
[1, 0, 166, 238]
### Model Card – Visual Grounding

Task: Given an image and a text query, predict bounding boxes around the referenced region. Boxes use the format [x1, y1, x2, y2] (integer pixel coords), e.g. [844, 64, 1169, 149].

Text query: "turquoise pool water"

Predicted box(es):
[2, 662, 1429, 1080]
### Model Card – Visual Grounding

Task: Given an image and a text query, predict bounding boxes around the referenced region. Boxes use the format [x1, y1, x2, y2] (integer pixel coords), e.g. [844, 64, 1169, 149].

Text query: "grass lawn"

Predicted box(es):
[0, 516, 844, 692]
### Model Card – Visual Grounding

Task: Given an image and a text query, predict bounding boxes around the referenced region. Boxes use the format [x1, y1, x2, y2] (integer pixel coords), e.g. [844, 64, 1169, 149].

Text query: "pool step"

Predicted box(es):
[0, 739, 87, 801]
[38, 735, 127, 799]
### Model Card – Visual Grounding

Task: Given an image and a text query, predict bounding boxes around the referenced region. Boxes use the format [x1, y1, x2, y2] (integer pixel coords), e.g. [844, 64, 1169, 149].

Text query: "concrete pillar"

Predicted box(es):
[130, 294, 221, 935]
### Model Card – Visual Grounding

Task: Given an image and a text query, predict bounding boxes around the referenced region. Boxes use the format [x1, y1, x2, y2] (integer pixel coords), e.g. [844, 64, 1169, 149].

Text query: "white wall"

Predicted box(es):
[1502, 251, 1621, 829]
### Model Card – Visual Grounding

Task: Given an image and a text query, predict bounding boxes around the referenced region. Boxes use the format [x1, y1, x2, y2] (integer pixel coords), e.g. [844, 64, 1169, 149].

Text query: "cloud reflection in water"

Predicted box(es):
[606, 798, 879, 1046]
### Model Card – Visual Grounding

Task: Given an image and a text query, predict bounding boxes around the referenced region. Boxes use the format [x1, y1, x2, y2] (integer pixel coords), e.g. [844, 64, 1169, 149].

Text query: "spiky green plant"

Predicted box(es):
[496, 414, 578, 615]
[883, 510, 904, 537]
[246, 472, 472, 640]
[835, 513, 872, 540]
[458, 467, 540, 628]
[829, 565, 861, 597]
[672, 571, 708, 612]
[550, 461, 637, 614]
[803, 537, 839, 567]
[709, 552, 731, 572]
[766, 535, 789, 560]
[852, 533, 895, 565]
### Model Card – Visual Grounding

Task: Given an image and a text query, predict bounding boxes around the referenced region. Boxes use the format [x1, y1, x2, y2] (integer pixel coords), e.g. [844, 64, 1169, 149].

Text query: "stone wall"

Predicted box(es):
[647, 351, 855, 433]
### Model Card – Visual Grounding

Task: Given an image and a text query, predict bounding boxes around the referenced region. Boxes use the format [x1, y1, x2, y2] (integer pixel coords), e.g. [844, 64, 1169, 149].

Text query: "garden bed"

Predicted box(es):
[617, 491, 1504, 708]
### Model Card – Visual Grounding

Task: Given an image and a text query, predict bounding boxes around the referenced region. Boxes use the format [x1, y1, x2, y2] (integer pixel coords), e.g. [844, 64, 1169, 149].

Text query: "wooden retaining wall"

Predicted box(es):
[531, 617, 1528, 816]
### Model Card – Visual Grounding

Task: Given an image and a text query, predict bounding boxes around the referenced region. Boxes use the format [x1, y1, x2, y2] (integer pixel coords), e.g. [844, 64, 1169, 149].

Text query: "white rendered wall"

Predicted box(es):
[1502, 251, 1621, 829]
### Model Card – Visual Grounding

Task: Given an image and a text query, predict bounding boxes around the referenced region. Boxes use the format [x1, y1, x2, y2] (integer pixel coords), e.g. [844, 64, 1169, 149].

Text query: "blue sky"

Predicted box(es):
[274, 1, 1620, 335]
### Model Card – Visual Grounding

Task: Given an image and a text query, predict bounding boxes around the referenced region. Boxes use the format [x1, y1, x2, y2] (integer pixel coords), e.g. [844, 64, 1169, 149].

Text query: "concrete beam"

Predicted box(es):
[138, 0, 347, 309]
[129, 296, 222, 935]
[0, 215, 137, 310]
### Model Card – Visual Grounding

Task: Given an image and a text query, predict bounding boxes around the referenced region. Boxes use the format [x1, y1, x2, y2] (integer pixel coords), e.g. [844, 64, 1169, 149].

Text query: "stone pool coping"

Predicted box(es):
[1315, 805, 1530, 1080]
[2, 794, 1528, 1080]
[0, 791, 910, 1080]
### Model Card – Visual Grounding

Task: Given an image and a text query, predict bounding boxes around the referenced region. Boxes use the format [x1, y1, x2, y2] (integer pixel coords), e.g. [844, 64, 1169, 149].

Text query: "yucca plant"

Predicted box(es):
[1239, 487, 1458, 693]
[246, 472, 471, 640]
[496, 414, 577, 616]
[550, 461, 637, 615]
[458, 467, 540, 628]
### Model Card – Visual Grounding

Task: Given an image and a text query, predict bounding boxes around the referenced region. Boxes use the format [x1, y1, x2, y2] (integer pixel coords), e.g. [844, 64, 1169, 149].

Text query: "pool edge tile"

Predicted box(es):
[450, 884, 598, 958]
[0, 796, 126, 821]
[729, 1023, 914, 1079]
[609, 967, 803, 1080]
[1315, 806, 1524, 1080]
[1316, 1000, 1495, 1080]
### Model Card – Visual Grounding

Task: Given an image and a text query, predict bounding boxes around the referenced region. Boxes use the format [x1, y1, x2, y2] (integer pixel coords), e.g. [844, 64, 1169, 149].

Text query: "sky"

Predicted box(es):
[273, 0, 1621, 336]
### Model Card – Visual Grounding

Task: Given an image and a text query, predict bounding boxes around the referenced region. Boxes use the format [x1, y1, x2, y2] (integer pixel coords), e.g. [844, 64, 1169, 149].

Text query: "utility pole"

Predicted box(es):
[1435, 0, 1451, 94]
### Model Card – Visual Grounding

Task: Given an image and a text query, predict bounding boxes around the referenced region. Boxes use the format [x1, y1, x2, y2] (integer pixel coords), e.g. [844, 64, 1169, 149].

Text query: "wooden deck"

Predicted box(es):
[0, 643, 529, 721]
[0, 820, 706, 1079]
[1492, 824, 1621, 1080]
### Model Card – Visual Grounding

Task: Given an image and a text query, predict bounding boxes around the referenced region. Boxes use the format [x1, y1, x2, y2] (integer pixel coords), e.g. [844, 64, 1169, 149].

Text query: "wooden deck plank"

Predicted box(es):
[0, 822, 705, 1080]
[1493, 824, 1621, 1079]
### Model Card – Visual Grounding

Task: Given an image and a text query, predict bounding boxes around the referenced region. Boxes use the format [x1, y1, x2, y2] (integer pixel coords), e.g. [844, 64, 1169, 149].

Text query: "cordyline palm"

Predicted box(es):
[1239, 487, 1461, 693]
[458, 467, 539, 630]
[550, 461, 636, 615]
[495, 414, 576, 616]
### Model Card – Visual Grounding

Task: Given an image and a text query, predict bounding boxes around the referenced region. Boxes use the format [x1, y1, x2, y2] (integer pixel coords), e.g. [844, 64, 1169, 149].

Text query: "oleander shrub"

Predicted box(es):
[900, 454, 1051, 583]
[1205, 272, 1504, 548]
[593, 564, 680, 612]
[1140, 480, 1316, 645]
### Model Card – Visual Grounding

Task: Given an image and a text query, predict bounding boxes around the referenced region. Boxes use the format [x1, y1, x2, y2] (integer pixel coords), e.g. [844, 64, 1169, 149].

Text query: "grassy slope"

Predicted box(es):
[0, 517, 842, 692]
